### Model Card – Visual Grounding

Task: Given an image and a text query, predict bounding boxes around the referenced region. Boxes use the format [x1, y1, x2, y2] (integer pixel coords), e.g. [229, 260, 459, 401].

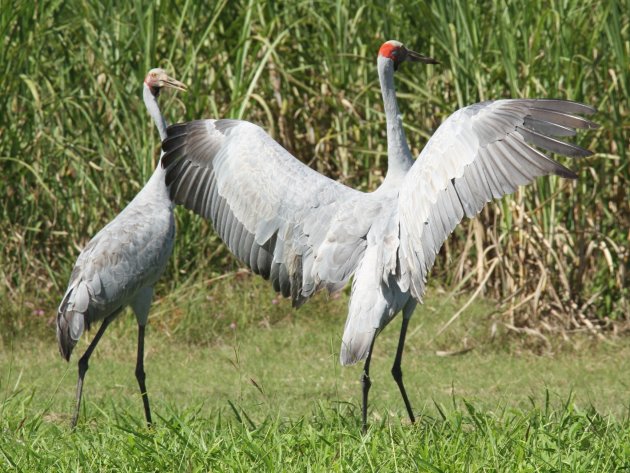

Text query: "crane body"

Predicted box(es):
[161, 41, 597, 431]
[57, 69, 185, 428]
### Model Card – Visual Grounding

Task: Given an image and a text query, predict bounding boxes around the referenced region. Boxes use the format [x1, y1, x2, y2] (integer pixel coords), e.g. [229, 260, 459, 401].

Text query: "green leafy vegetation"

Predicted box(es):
[2, 398, 629, 471]
[1, 0, 627, 337]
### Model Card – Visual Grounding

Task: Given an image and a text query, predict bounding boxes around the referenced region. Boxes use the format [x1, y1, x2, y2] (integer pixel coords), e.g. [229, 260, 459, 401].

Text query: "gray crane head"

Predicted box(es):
[144, 68, 187, 96]
[378, 40, 438, 71]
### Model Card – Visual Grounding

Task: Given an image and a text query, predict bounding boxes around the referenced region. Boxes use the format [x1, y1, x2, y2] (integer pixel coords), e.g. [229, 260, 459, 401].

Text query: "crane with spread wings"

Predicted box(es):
[161, 40, 597, 432]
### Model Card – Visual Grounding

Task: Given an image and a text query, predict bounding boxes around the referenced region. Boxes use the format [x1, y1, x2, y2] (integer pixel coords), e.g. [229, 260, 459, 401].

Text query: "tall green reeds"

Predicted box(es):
[1, 0, 627, 336]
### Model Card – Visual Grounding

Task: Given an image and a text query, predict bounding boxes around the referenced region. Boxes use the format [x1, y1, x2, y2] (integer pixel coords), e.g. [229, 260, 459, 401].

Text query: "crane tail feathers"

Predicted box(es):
[56, 287, 87, 361]
[339, 331, 374, 366]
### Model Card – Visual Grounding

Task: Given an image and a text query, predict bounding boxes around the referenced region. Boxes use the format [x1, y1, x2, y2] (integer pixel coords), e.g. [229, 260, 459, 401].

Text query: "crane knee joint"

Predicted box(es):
[391, 365, 403, 381]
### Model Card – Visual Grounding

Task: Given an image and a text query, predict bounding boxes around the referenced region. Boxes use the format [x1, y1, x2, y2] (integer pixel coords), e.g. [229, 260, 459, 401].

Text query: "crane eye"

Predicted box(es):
[151, 72, 158, 78]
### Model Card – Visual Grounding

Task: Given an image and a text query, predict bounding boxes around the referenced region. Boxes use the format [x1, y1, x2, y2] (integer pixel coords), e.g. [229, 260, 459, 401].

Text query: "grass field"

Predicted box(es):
[2, 276, 630, 471]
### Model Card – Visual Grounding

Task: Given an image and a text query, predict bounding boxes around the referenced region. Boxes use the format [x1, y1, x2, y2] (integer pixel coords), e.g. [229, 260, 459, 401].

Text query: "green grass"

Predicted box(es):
[2, 275, 630, 470]
[2, 400, 629, 471]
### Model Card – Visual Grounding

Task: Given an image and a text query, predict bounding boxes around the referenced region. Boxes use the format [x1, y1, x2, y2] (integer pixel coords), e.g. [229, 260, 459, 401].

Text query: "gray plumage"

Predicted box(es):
[56, 178, 175, 358]
[161, 40, 597, 431]
[57, 68, 185, 428]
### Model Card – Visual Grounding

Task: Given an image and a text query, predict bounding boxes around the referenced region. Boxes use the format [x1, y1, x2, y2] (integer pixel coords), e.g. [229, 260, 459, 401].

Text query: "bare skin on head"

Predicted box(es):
[144, 68, 187, 96]
[378, 40, 439, 70]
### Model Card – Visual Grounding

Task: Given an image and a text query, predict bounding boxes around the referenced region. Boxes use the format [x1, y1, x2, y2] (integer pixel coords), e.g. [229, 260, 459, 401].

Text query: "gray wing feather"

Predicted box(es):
[523, 117, 576, 137]
[162, 119, 366, 306]
[516, 127, 592, 157]
[398, 99, 596, 301]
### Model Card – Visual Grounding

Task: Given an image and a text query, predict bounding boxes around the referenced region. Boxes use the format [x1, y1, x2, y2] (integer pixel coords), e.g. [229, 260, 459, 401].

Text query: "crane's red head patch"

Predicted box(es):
[378, 40, 438, 70]
[378, 40, 404, 61]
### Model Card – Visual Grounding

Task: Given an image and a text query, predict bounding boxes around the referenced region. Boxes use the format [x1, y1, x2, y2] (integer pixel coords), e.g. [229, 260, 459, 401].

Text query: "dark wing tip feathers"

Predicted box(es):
[555, 167, 579, 180]
[517, 126, 593, 158]
[161, 121, 209, 185]
[56, 313, 74, 362]
[517, 100, 597, 179]
[166, 122, 189, 134]
[161, 124, 189, 170]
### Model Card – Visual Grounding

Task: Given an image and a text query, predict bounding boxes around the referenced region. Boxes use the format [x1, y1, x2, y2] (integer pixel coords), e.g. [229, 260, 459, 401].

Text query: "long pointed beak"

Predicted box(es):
[406, 49, 439, 65]
[164, 76, 187, 92]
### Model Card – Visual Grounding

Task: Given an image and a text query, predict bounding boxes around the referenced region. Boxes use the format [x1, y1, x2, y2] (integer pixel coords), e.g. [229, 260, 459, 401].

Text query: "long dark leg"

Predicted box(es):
[391, 302, 416, 424]
[135, 324, 152, 427]
[361, 335, 377, 434]
[71, 311, 119, 429]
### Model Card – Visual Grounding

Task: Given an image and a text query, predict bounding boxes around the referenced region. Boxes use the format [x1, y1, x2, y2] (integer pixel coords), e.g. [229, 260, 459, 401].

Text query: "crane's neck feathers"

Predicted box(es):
[143, 83, 168, 141]
[377, 55, 413, 184]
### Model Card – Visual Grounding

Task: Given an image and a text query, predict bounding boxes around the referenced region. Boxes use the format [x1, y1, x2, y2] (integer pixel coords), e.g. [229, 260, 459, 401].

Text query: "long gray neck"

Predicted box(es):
[143, 83, 168, 140]
[377, 56, 413, 184]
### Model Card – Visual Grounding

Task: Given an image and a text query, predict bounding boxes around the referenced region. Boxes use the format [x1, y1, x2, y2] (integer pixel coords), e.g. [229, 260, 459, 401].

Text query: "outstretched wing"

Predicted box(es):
[161, 119, 367, 306]
[397, 99, 597, 301]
